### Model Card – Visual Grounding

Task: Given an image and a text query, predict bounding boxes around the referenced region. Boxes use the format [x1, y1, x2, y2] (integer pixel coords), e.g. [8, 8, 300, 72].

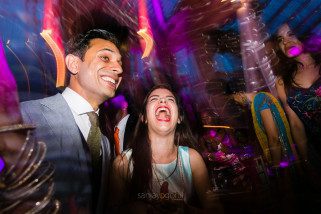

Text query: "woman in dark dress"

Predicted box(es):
[273, 24, 321, 162]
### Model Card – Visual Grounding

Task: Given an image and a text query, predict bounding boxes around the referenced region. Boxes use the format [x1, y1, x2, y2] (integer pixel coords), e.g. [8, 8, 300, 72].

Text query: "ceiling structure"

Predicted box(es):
[1, 0, 321, 128]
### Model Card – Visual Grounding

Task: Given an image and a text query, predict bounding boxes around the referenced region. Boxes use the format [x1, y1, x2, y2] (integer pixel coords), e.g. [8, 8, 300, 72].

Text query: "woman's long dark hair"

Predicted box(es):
[127, 84, 197, 199]
[271, 33, 321, 91]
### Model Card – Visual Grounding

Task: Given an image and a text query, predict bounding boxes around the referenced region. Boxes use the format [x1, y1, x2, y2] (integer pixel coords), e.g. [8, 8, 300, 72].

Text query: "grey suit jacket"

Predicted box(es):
[20, 93, 111, 213]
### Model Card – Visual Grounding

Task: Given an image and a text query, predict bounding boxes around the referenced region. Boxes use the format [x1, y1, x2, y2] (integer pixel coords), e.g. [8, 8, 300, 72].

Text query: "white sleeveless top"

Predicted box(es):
[124, 146, 193, 203]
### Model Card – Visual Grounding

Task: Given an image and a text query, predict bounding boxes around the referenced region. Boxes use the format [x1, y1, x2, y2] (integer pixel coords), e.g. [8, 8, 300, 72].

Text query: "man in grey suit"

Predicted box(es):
[20, 29, 124, 213]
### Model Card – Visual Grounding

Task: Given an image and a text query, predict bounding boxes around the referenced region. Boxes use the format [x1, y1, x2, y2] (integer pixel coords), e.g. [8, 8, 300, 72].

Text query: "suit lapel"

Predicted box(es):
[40, 94, 84, 162]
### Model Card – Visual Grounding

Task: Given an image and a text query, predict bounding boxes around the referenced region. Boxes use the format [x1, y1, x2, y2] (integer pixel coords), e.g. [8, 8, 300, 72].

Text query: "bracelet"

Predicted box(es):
[0, 123, 35, 133]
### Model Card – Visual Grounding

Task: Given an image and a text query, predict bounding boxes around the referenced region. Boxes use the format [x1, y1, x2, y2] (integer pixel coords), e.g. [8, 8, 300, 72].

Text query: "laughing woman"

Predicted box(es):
[110, 84, 223, 213]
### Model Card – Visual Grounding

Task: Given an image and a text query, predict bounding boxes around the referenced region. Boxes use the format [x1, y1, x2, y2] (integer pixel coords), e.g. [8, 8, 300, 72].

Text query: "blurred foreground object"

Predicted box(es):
[0, 128, 60, 213]
[0, 39, 59, 212]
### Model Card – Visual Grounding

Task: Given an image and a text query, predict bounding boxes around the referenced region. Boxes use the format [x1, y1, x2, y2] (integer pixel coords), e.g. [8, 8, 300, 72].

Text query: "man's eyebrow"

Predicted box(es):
[98, 48, 115, 53]
[98, 48, 122, 58]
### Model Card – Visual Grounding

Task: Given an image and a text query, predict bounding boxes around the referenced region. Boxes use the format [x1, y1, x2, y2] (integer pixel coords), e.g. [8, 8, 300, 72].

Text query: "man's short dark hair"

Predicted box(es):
[66, 29, 120, 60]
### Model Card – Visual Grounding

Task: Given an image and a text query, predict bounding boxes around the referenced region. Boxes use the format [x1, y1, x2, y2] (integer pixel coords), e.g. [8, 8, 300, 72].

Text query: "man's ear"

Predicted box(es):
[65, 54, 81, 75]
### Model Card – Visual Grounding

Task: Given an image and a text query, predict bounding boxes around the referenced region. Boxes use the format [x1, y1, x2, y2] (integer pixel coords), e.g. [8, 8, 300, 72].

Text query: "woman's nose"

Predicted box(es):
[283, 38, 290, 45]
[159, 97, 166, 103]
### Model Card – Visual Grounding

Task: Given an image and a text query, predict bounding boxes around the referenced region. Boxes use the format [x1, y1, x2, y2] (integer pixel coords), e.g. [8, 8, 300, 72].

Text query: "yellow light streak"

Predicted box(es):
[203, 125, 233, 129]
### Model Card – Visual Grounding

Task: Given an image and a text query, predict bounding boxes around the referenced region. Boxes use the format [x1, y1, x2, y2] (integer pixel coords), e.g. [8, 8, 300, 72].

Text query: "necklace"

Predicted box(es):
[152, 149, 179, 186]
[152, 148, 186, 201]
[152, 147, 179, 195]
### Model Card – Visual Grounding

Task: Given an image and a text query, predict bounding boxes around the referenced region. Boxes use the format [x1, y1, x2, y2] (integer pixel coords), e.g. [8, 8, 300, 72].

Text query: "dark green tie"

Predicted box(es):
[87, 111, 102, 169]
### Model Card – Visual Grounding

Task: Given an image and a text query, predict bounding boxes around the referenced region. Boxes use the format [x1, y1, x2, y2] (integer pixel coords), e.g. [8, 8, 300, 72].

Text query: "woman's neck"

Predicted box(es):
[150, 134, 177, 163]
[296, 53, 315, 68]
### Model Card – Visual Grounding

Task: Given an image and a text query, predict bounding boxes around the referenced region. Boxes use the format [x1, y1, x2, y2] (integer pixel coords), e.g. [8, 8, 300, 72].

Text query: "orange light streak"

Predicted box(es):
[42, 0, 65, 88]
[137, 0, 154, 58]
[40, 29, 65, 88]
[137, 28, 154, 59]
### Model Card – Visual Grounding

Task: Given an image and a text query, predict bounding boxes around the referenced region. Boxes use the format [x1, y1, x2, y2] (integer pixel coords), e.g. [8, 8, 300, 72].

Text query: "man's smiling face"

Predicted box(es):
[69, 38, 123, 107]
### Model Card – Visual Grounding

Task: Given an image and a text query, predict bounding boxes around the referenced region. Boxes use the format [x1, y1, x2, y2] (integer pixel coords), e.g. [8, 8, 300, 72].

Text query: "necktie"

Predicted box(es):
[87, 112, 102, 168]
[114, 127, 121, 156]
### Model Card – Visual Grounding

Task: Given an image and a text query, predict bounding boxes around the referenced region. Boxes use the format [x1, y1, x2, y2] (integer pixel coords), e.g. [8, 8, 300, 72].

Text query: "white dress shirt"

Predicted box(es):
[62, 87, 98, 140]
[115, 114, 130, 152]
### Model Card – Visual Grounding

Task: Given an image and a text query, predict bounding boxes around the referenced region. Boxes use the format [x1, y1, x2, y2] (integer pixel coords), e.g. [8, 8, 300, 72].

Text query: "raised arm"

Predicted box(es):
[275, 78, 308, 160]
[260, 108, 282, 166]
[189, 148, 224, 213]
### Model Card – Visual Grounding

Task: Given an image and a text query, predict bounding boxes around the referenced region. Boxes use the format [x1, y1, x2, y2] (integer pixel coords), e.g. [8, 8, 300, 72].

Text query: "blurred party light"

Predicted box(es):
[221, 0, 241, 3]
[137, 0, 154, 59]
[279, 161, 289, 168]
[209, 130, 216, 138]
[203, 125, 233, 129]
[137, 28, 154, 59]
[1, 39, 21, 124]
[0, 157, 4, 174]
[110, 94, 128, 110]
[287, 46, 302, 57]
[42, 0, 65, 88]
[5, 40, 30, 94]
[40, 29, 65, 88]
[237, 1, 277, 96]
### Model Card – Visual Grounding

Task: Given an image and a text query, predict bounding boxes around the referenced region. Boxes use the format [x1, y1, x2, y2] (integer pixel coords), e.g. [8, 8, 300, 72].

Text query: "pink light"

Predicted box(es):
[287, 46, 302, 57]
[42, 0, 63, 51]
[279, 161, 289, 168]
[0, 39, 21, 125]
[209, 130, 217, 137]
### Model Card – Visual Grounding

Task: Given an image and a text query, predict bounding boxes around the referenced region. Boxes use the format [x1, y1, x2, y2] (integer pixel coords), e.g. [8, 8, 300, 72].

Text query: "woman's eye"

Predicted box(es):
[289, 33, 295, 37]
[168, 98, 175, 102]
[149, 97, 158, 102]
[277, 38, 283, 43]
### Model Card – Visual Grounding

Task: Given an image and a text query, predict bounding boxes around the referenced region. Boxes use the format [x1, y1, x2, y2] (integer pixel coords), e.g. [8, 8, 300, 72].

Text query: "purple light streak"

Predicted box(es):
[151, 0, 166, 31]
[0, 38, 21, 125]
[0, 156, 4, 173]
